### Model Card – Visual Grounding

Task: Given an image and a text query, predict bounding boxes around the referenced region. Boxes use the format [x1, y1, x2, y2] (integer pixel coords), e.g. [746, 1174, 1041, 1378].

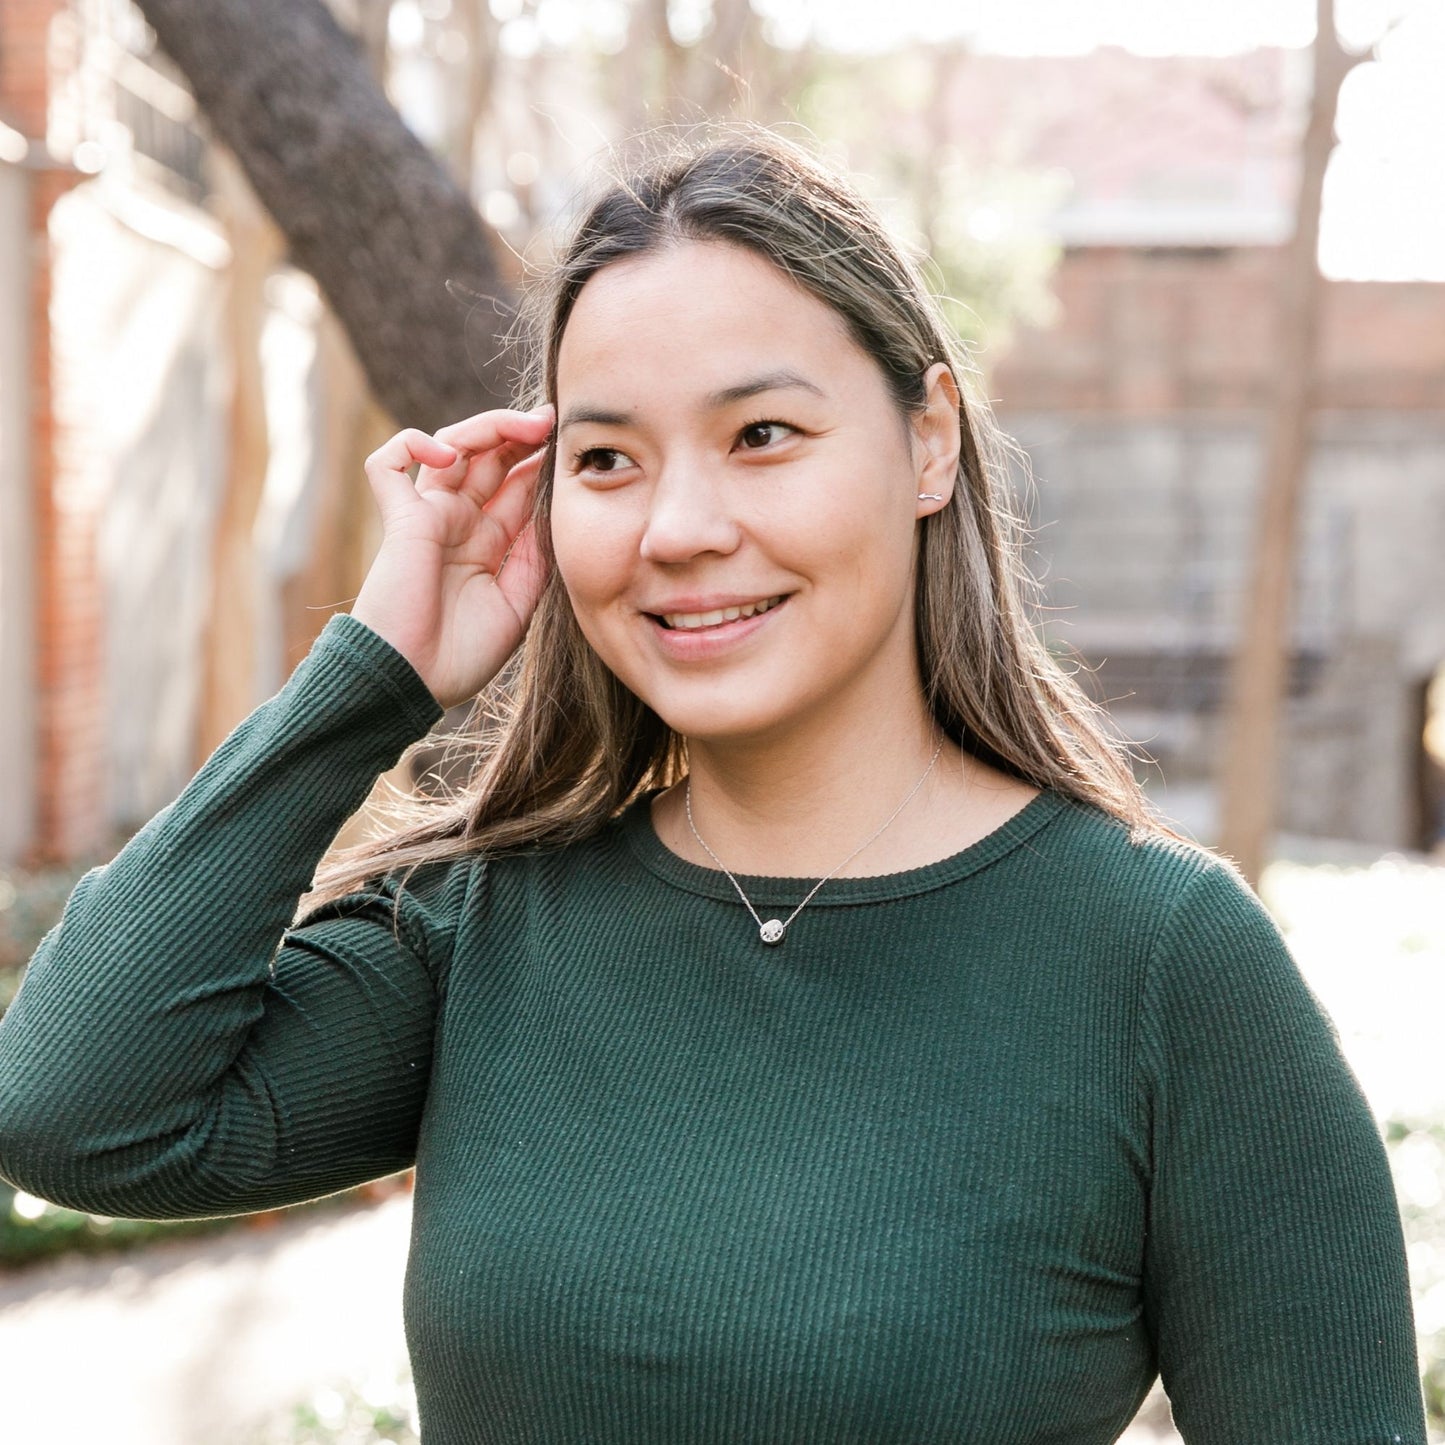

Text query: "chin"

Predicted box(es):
[627, 676, 819, 749]
[640, 697, 778, 746]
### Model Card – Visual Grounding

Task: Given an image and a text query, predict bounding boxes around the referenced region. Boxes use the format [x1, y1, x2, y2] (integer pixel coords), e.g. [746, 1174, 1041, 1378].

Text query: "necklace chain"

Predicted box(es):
[683, 737, 945, 946]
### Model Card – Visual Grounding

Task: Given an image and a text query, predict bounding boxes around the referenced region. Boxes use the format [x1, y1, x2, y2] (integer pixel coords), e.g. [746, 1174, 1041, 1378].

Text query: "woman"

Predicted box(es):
[0, 128, 1426, 1442]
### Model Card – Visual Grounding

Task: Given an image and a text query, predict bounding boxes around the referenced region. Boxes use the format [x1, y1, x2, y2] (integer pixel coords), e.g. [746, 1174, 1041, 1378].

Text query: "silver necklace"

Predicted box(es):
[683, 737, 945, 946]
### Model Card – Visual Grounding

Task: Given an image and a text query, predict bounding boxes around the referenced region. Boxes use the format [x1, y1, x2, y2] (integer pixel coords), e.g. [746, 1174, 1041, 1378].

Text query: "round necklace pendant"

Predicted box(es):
[759, 919, 786, 945]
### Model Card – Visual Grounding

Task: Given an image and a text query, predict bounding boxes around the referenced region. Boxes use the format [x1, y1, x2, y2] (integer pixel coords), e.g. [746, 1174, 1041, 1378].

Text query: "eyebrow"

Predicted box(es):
[558, 370, 825, 431]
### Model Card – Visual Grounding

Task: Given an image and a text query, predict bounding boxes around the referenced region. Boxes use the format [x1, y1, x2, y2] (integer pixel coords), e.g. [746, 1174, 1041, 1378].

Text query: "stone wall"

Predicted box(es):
[997, 404, 1445, 848]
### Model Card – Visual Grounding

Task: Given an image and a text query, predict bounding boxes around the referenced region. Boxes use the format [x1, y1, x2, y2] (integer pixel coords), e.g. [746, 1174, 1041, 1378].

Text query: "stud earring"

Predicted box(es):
[918, 493, 944, 501]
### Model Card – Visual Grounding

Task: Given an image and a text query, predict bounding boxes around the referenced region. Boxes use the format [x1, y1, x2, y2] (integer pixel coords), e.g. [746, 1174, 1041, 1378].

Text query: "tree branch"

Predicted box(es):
[135, 0, 514, 430]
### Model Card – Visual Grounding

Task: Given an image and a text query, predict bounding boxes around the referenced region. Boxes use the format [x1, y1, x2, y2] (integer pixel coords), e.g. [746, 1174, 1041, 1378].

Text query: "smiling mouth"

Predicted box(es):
[655, 595, 788, 631]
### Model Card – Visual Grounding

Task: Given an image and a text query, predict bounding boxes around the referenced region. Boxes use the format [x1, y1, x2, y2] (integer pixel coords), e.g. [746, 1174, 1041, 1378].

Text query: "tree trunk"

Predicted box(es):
[196, 152, 283, 767]
[450, 0, 500, 194]
[698, 0, 756, 115]
[133, 0, 513, 431]
[645, 0, 688, 119]
[1215, 0, 1364, 888]
[349, 0, 393, 82]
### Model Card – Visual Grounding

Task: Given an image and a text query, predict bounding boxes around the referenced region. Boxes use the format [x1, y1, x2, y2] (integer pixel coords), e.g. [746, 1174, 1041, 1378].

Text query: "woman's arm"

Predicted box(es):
[1140, 859, 1427, 1441]
[0, 613, 453, 1220]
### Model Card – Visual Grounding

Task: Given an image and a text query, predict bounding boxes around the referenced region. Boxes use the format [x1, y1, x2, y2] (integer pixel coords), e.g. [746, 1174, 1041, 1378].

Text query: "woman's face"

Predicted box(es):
[550, 240, 955, 748]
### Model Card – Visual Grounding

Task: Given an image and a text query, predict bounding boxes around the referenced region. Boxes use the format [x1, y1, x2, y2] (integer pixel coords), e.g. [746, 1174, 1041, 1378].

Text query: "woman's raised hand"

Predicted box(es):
[350, 406, 555, 711]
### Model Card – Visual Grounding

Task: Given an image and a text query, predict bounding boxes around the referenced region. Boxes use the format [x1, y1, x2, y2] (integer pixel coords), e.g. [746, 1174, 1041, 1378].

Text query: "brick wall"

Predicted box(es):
[992, 245, 1445, 850]
[992, 246, 1445, 415]
[0, 0, 58, 138]
[0, 150, 34, 863]
[31, 166, 96, 862]
[3, 0, 97, 862]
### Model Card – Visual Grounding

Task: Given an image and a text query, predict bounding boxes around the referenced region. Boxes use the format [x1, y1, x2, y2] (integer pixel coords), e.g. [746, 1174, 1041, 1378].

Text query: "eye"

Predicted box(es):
[572, 445, 633, 475]
[736, 420, 795, 451]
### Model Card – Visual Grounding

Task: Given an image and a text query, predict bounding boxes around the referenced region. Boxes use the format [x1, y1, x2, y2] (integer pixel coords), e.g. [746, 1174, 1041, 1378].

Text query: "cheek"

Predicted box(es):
[808, 494, 914, 593]
[548, 490, 632, 617]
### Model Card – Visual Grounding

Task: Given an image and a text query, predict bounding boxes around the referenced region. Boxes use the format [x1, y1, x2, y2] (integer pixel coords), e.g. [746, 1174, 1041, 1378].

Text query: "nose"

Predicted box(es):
[638, 456, 742, 565]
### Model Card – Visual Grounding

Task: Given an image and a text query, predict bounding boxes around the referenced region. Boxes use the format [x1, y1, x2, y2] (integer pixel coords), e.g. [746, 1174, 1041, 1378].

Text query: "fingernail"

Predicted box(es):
[529, 402, 555, 418]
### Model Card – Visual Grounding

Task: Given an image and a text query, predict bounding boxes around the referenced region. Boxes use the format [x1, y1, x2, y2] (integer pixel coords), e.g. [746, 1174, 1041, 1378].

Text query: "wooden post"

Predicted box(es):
[195, 152, 283, 765]
[1215, 0, 1365, 888]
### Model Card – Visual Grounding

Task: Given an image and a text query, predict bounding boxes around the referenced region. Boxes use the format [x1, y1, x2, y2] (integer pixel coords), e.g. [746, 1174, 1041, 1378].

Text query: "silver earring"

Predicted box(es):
[918, 493, 944, 501]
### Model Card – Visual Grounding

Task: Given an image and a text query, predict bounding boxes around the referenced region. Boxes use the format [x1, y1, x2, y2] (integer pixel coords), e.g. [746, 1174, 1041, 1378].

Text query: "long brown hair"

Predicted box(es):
[300, 124, 1187, 919]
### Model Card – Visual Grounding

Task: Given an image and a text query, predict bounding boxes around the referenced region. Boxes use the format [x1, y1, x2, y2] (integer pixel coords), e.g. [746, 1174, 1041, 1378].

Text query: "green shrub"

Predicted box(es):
[0, 854, 113, 1015]
[0, 1179, 239, 1264]
[0, 1174, 413, 1269]
[243, 1368, 419, 1445]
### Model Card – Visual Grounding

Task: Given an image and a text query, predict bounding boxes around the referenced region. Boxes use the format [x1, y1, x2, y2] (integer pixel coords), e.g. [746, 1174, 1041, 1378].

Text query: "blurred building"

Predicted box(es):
[955, 49, 1445, 852]
[0, 0, 377, 867]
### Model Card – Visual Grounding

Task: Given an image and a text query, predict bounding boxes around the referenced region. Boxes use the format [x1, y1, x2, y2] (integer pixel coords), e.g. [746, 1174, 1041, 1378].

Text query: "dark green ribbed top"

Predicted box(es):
[0, 614, 1426, 1443]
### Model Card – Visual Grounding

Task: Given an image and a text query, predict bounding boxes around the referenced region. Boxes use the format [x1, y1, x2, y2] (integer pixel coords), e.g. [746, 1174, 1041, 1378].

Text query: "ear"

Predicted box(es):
[911, 362, 961, 517]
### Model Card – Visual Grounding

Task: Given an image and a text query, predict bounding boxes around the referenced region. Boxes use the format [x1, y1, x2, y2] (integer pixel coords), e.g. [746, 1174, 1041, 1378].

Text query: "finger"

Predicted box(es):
[434, 406, 553, 456]
[483, 447, 547, 543]
[437, 432, 546, 511]
[368, 428, 457, 474]
[425, 407, 551, 505]
[364, 429, 457, 516]
[415, 435, 525, 500]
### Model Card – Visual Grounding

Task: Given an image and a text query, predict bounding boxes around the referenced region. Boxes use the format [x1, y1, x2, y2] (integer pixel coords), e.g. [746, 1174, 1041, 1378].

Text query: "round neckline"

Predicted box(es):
[620, 786, 1071, 907]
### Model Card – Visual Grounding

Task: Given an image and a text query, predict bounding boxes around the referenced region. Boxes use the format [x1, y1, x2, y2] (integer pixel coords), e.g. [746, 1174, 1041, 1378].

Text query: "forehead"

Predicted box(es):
[555, 241, 866, 400]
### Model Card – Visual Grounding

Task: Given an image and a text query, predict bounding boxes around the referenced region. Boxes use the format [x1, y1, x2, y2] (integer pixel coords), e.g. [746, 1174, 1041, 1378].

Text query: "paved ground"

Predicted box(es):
[0, 1196, 413, 1445]
[0, 1191, 1183, 1443]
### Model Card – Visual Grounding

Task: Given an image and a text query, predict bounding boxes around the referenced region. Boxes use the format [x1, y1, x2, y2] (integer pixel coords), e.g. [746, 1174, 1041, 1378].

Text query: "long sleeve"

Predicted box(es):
[0, 613, 454, 1221]
[1140, 859, 1426, 1441]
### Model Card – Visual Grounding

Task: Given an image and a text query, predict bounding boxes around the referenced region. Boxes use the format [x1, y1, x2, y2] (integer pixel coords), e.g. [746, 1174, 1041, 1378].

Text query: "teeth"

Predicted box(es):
[662, 595, 784, 631]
